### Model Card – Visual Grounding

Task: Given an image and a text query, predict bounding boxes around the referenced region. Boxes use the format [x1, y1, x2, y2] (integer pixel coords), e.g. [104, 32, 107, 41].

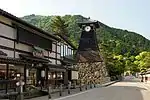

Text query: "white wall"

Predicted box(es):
[15, 52, 22, 58]
[57, 45, 60, 53]
[52, 43, 56, 52]
[15, 43, 32, 52]
[57, 60, 61, 64]
[57, 54, 61, 59]
[0, 37, 14, 48]
[71, 71, 78, 80]
[49, 52, 56, 58]
[0, 48, 14, 58]
[43, 50, 49, 57]
[15, 52, 27, 58]
[0, 23, 16, 39]
[50, 59, 56, 64]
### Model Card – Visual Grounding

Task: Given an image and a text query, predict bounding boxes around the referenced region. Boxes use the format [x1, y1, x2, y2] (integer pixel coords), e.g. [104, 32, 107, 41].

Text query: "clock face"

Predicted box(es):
[84, 26, 91, 32]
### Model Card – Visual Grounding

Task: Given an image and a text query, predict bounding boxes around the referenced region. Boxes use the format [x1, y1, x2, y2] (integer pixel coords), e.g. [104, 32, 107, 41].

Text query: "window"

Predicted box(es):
[66, 45, 68, 56]
[60, 44, 64, 56]
[71, 49, 74, 55]
[64, 45, 66, 56]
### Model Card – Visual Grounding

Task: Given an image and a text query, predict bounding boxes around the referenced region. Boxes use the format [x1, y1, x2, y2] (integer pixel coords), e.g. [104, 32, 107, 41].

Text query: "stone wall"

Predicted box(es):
[77, 62, 110, 84]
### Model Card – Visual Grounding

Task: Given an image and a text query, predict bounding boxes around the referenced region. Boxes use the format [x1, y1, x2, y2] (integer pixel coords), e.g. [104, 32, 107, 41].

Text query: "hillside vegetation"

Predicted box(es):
[22, 15, 150, 77]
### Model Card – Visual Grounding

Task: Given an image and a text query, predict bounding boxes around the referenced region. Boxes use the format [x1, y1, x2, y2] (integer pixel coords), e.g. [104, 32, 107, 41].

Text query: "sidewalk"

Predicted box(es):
[142, 82, 150, 90]
[25, 81, 117, 100]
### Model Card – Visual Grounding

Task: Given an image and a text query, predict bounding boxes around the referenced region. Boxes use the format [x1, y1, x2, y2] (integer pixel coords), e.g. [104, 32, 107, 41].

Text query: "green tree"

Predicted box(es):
[50, 16, 68, 36]
[134, 51, 150, 72]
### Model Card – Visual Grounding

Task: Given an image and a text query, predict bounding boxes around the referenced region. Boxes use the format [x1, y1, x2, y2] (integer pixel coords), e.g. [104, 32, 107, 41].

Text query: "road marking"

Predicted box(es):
[53, 89, 96, 100]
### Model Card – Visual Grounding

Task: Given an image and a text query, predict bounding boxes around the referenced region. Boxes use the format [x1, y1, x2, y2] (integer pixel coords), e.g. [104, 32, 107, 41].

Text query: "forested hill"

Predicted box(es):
[21, 14, 150, 55]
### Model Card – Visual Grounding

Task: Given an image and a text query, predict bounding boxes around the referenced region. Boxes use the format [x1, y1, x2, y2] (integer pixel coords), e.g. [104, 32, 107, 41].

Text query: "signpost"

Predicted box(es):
[48, 85, 52, 100]
[68, 81, 71, 94]
[16, 80, 25, 100]
[59, 84, 63, 96]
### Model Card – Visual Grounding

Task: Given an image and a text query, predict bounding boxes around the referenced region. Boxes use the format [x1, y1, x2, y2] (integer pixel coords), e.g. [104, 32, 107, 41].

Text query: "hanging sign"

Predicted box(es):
[33, 46, 45, 57]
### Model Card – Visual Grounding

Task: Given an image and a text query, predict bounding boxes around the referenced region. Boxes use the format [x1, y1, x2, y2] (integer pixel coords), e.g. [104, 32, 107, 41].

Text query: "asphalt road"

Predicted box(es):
[53, 81, 150, 100]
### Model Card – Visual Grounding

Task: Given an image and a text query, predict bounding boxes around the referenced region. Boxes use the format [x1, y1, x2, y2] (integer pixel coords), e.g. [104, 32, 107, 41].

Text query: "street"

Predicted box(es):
[53, 81, 150, 100]
[28, 78, 150, 100]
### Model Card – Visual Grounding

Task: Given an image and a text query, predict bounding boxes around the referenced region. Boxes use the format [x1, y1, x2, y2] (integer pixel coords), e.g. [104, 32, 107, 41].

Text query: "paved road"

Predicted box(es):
[28, 78, 150, 100]
[53, 81, 150, 100]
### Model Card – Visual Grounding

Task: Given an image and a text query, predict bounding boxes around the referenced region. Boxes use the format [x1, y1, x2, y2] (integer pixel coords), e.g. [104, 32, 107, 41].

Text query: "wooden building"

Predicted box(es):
[56, 34, 78, 85]
[0, 9, 78, 93]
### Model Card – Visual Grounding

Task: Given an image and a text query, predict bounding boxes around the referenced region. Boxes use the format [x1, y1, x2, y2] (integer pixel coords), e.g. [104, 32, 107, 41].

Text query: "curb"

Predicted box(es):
[96, 80, 119, 88]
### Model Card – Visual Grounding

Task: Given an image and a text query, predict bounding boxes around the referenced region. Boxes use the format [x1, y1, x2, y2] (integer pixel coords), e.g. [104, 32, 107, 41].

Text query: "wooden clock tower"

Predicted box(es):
[76, 20, 103, 63]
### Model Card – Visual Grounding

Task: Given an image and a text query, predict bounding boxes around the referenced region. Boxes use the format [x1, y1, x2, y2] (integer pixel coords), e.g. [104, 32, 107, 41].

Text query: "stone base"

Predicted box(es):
[77, 62, 109, 84]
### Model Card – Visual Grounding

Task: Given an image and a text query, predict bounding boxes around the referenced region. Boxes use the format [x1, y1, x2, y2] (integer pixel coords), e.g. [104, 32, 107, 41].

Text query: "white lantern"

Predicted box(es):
[53, 74, 56, 78]
[26, 69, 29, 77]
[60, 74, 63, 78]
[16, 73, 21, 77]
[39, 63, 42, 67]
[48, 75, 51, 79]
[21, 82, 25, 86]
[16, 82, 20, 86]
[41, 70, 45, 77]
[32, 64, 34, 67]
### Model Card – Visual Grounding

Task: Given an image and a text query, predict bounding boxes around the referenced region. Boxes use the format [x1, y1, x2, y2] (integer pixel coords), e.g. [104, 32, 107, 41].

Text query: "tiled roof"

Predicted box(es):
[0, 8, 61, 42]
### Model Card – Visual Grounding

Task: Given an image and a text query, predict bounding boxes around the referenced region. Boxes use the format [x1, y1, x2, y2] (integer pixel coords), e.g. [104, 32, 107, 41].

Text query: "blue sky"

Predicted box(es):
[1, 0, 150, 40]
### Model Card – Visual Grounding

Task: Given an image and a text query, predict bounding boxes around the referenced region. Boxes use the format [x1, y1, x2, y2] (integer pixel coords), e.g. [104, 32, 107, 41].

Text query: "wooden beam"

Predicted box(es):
[5, 63, 9, 93]
[63, 44, 64, 57]
[24, 65, 27, 85]
[45, 68, 49, 87]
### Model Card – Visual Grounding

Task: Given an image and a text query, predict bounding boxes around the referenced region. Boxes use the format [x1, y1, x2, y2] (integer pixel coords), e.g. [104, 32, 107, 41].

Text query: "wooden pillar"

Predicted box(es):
[5, 63, 9, 93]
[55, 42, 57, 64]
[55, 71, 57, 85]
[36, 68, 41, 86]
[24, 65, 27, 85]
[63, 44, 64, 57]
[45, 68, 49, 87]
[64, 70, 68, 85]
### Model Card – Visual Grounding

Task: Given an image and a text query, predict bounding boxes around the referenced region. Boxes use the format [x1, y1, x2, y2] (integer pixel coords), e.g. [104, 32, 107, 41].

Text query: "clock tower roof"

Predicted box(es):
[78, 20, 100, 28]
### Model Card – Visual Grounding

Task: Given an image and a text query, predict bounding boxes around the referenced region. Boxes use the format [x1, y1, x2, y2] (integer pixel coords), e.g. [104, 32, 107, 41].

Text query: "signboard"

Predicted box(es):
[71, 71, 78, 80]
[33, 46, 45, 57]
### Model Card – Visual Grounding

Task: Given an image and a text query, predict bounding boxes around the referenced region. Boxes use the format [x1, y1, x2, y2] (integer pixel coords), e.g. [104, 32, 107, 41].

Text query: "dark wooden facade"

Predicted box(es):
[0, 9, 65, 93]
[0, 9, 79, 94]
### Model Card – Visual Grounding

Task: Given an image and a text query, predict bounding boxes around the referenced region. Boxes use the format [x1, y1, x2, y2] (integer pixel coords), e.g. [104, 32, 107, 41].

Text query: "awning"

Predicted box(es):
[45, 64, 66, 72]
[67, 66, 78, 71]
[19, 54, 50, 63]
[61, 56, 77, 65]
[0, 50, 7, 56]
[0, 56, 29, 65]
